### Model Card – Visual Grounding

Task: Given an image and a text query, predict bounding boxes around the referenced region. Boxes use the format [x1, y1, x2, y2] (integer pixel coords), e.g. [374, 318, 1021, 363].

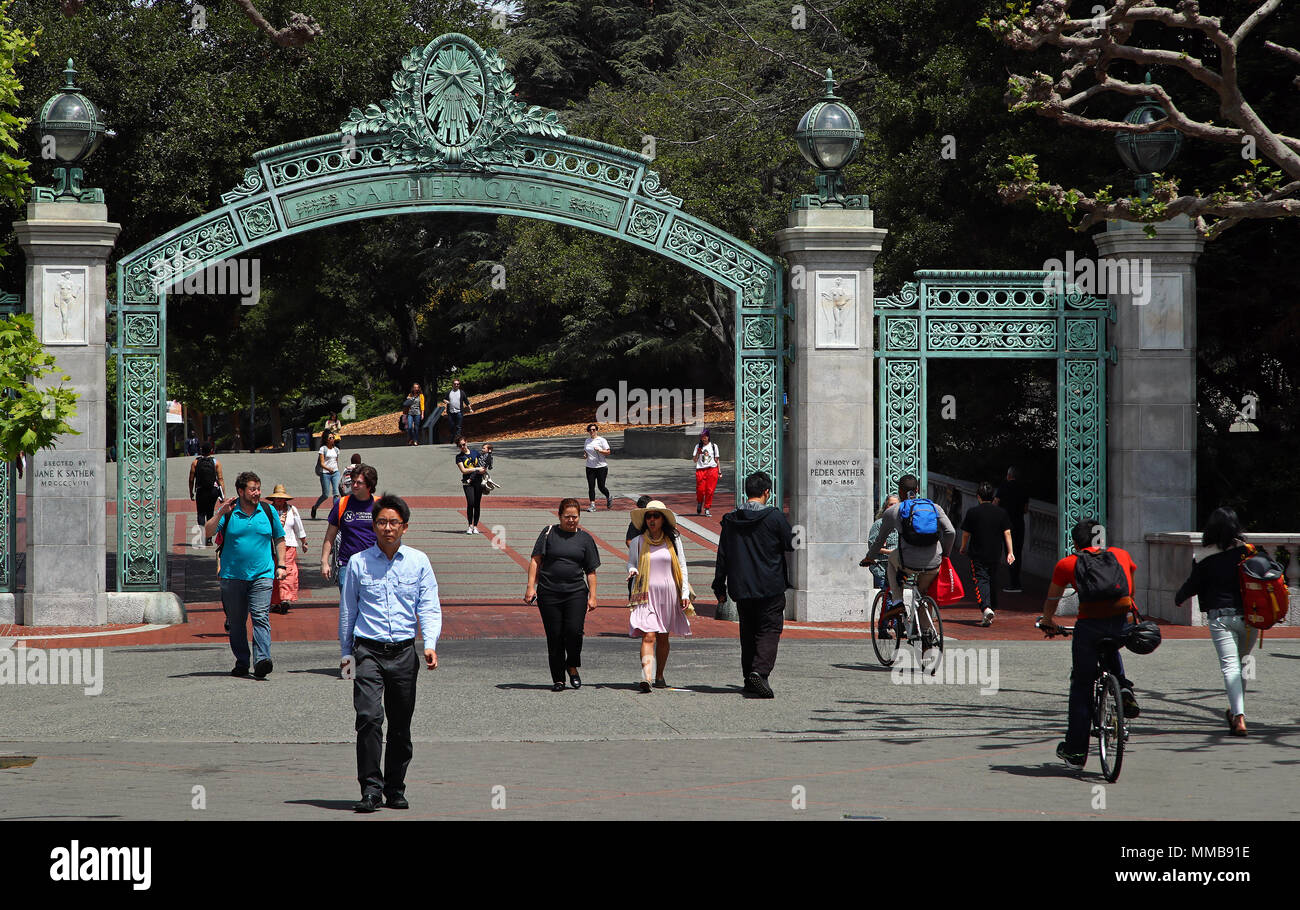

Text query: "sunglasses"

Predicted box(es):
[645, 513, 663, 520]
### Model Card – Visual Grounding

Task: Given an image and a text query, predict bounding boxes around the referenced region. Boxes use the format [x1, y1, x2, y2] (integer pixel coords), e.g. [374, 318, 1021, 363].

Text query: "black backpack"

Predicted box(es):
[194, 456, 217, 491]
[1074, 549, 1130, 602]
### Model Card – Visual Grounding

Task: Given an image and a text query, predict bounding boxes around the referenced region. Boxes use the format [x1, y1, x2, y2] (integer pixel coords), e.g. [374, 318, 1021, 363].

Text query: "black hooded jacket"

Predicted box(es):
[712, 502, 794, 602]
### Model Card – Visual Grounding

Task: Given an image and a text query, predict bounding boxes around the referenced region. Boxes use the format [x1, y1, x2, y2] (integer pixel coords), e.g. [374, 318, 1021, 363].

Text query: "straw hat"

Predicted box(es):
[630, 500, 678, 532]
[264, 483, 294, 501]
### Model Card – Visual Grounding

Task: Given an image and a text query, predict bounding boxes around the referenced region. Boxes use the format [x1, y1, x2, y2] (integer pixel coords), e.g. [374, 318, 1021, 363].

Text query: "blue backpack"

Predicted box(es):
[898, 497, 941, 546]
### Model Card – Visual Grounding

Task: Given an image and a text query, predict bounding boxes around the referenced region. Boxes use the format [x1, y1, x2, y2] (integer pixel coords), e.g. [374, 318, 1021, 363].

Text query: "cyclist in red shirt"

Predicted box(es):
[1040, 519, 1140, 770]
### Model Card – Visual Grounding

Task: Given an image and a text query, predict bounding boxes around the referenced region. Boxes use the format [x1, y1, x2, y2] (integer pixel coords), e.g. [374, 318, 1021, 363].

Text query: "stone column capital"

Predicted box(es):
[776, 207, 887, 263]
[14, 202, 121, 260]
[1092, 216, 1205, 263]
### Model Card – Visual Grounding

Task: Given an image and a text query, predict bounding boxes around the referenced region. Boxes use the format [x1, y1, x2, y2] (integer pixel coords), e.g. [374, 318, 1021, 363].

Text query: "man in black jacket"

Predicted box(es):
[712, 471, 794, 698]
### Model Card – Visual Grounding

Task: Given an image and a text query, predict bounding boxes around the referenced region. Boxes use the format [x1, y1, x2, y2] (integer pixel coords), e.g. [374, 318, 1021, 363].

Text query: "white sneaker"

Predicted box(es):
[704, 509, 711, 517]
[587, 503, 596, 513]
[472, 526, 480, 534]
[465, 527, 474, 534]
[981, 608, 994, 627]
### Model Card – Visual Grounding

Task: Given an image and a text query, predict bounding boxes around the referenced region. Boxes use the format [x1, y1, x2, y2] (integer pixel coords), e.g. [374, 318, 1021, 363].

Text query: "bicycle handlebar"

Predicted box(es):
[1035, 616, 1074, 637]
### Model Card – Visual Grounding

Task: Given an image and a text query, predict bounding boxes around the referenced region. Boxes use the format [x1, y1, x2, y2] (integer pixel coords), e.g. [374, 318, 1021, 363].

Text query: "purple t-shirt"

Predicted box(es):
[328, 494, 378, 563]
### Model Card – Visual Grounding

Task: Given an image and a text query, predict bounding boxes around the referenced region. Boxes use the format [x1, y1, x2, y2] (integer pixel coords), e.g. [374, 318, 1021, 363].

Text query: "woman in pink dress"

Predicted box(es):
[627, 500, 695, 692]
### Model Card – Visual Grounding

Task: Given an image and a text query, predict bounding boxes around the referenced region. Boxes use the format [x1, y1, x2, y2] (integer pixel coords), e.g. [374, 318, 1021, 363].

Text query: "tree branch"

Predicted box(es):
[232, 0, 323, 48]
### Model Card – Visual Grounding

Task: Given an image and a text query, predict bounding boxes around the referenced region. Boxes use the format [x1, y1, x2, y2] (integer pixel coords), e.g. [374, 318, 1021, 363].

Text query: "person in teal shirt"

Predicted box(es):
[206, 471, 287, 679]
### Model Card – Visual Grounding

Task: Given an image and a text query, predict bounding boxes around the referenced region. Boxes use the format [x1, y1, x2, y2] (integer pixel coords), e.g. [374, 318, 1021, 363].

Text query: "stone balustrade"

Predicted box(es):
[1144, 532, 1297, 626]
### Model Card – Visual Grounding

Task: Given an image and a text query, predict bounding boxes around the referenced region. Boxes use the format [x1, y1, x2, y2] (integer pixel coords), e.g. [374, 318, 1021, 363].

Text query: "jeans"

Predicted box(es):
[407, 414, 421, 443]
[448, 410, 463, 441]
[1208, 609, 1257, 717]
[1065, 614, 1133, 757]
[313, 470, 340, 514]
[220, 576, 273, 668]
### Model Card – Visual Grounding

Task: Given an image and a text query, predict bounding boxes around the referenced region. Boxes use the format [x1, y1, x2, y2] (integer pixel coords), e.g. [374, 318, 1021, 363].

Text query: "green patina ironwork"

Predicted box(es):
[112, 33, 783, 591]
[0, 291, 20, 593]
[875, 270, 1113, 556]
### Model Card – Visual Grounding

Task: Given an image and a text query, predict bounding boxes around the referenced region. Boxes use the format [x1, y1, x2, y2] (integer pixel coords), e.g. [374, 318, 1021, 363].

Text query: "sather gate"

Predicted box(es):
[111, 33, 784, 591]
[875, 270, 1112, 554]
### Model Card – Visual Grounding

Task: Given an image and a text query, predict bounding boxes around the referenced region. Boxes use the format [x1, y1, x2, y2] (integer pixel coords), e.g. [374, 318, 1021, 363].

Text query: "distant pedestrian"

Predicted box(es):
[525, 498, 600, 692]
[444, 379, 472, 444]
[311, 433, 342, 520]
[189, 442, 225, 541]
[205, 471, 287, 680]
[339, 452, 362, 496]
[455, 436, 487, 534]
[627, 501, 694, 692]
[186, 429, 199, 456]
[321, 464, 379, 593]
[583, 423, 612, 512]
[266, 484, 308, 615]
[711, 471, 794, 698]
[691, 428, 722, 516]
[863, 494, 900, 593]
[402, 383, 425, 446]
[626, 495, 653, 547]
[339, 493, 441, 813]
[1175, 507, 1257, 737]
[960, 481, 1015, 627]
[324, 413, 342, 436]
[995, 466, 1030, 592]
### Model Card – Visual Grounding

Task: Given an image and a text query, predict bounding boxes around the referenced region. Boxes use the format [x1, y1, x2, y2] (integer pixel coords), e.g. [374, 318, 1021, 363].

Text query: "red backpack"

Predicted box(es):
[1238, 545, 1289, 630]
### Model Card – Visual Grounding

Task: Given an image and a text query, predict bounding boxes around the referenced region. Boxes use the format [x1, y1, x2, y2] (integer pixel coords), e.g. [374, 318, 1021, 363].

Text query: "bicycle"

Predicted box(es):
[1035, 617, 1129, 783]
[860, 558, 944, 672]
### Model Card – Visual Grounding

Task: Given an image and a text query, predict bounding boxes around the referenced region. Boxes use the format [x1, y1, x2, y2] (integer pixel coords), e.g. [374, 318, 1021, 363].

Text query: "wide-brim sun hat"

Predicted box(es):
[265, 484, 294, 500]
[630, 500, 678, 532]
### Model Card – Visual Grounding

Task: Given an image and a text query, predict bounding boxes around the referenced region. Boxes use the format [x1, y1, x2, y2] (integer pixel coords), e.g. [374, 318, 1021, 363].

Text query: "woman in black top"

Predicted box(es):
[454, 436, 486, 534]
[1175, 507, 1256, 736]
[525, 498, 601, 691]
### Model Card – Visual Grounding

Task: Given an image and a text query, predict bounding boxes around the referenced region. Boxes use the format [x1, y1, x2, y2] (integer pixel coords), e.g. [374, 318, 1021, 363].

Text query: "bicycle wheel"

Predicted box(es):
[917, 596, 944, 673]
[1096, 672, 1125, 782]
[870, 588, 903, 667]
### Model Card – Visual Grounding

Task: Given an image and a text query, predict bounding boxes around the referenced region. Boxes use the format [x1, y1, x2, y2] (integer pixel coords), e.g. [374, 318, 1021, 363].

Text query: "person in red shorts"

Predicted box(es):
[1040, 519, 1141, 770]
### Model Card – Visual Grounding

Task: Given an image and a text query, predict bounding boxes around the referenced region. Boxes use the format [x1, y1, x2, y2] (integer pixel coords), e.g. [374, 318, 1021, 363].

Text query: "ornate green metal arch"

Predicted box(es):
[875, 270, 1113, 557]
[112, 33, 783, 590]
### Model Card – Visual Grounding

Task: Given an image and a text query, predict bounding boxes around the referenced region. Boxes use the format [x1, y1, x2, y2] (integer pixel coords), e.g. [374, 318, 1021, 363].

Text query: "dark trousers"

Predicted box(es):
[538, 590, 587, 683]
[462, 482, 483, 526]
[1008, 516, 1025, 586]
[737, 593, 786, 679]
[448, 410, 463, 441]
[969, 557, 997, 611]
[1065, 615, 1133, 757]
[196, 491, 219, 528]
[352, 638, 419, 799]
[586, 466, 609, 501]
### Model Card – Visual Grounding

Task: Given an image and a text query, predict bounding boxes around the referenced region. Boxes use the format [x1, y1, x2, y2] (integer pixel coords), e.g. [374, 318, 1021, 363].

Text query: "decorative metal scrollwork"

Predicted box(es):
[238, 201, 278, 240]
[884, 317, 919, 350]
[664, 221, 773, 291]
[927, 319, 1055, 351]
[220, 166, 265, 205]
[879, 359, 922, 494]
[1064, 318, 1099, 352]
[739, 358, 778, 482]
[1062, 358, 1104, 552]
[122, 215, 239, 303]
[742, 316, 777, 350]
[121, 355, 163, 587]
[640, 170, 683, 208]
[122, 313, 160, 348]
[627, 204, 665, 242]
[876, 281, 919, 309]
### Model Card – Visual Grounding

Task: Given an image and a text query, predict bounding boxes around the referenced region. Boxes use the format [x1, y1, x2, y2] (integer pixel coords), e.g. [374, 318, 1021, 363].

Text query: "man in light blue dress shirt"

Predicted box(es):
[339, 493, 441, 813]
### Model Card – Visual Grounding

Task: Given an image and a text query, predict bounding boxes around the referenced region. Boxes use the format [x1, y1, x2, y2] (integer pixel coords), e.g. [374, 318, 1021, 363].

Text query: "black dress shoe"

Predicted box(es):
[384, 793, 410, 810]
[551, 682, 567, 692]
[745, 672, 774, 698]
[253, 659, 273, 679]
[568, 671, 582, 689]
[653, 678, 668, 689]
[353, 793, 382, 813]
[230, 664, 250, 678]
[638, 680, 652, 693]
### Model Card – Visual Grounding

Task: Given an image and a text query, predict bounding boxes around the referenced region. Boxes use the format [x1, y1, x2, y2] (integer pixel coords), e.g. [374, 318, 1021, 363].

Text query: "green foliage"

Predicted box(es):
[0, 0, 37, 265]
[453, 353, 554, 389]
[0, 313, 78, 462]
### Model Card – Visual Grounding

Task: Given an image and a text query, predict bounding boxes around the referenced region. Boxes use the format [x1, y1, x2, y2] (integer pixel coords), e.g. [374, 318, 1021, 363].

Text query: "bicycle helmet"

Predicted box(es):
[1242, 553, 1284, 581]
[1124, 620, 1162, 655]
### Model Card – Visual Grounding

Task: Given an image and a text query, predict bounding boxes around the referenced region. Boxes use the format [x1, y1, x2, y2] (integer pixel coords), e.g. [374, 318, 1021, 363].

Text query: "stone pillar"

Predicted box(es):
[13, 201, 120, 625]
[1094, 216, 1203, 608]
[776, 208, 887, 620]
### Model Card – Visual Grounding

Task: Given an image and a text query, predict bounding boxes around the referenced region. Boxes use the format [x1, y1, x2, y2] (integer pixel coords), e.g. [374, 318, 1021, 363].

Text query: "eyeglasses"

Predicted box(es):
[374, 518, 404, 528]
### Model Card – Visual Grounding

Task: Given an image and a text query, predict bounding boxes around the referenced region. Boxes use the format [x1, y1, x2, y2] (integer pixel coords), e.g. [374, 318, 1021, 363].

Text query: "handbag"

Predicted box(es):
[932, 556, 965, 605]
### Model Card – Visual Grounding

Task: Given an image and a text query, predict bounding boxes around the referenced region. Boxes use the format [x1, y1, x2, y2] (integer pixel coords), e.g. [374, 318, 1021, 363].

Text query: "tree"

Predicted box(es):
[0, 0, 37, 265]
[0, 314, 79, 463]
[983, 0, 1300, 239]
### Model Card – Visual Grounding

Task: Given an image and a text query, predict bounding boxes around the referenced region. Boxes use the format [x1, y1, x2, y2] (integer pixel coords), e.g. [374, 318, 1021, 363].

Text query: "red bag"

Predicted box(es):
[932, 556, 965, 605]
[1238, 545, 1289, 630]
